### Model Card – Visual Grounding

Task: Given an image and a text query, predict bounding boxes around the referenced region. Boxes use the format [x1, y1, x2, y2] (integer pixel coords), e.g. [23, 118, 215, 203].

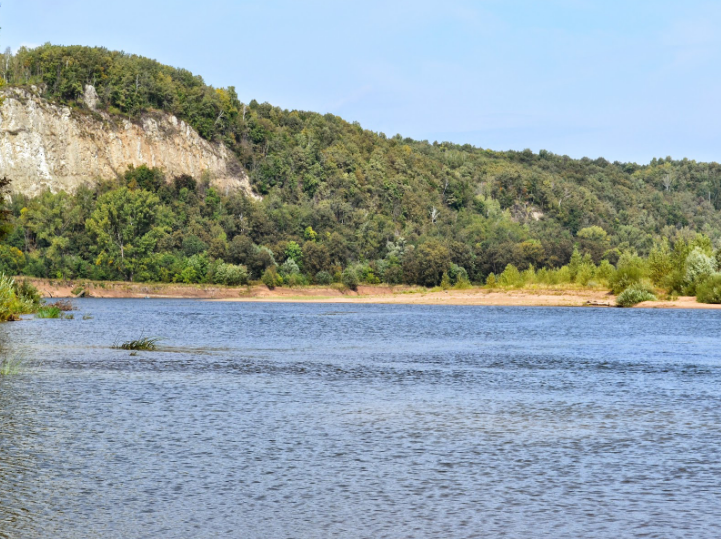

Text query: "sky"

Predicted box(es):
[3, 0, 721, 163]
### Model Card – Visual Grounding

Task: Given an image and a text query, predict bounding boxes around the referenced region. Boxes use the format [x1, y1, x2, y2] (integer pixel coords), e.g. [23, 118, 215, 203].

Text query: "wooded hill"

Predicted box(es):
[1, 44, 720, 291]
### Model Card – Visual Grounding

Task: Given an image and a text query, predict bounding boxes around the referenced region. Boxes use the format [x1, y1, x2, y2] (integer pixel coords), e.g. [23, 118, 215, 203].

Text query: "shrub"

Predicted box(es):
[616, 283, 656, 307]
[696, 273, 721, 304]
[285, 273, 306, 287]
[609, 266, 643, 294]
[315, 271, 333, 285]
[576, 264, 595, 286]
[595, 260, 615, 283]
[261, 267, 283, 289]
[14, 279, 42, 309]
[498, 264, 523, 287]
[453, 276, 472, 290]
[440, 272, 452, 290]
[448, 264, 469, 284]
[212, 263, 249, 286]
[342, 269, 359, 291]
[684, 247, 716, 294]
[279, 258, 300, 278]
[485, 273, 497, 287]
[0, 275, 23, 321]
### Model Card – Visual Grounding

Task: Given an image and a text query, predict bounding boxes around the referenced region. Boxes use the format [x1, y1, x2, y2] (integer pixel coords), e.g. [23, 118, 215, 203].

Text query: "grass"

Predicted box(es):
[0, 354, 24, 376]
[36, 306, 62, 318]
[114, 337, 161, 351]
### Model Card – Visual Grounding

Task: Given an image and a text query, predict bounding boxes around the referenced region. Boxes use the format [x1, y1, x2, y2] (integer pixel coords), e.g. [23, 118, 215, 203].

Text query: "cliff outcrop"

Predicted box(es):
[0, 87, 257, 198]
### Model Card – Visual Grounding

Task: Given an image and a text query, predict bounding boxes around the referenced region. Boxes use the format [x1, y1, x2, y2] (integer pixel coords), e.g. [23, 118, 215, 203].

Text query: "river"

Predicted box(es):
[1, 300, 720, 538]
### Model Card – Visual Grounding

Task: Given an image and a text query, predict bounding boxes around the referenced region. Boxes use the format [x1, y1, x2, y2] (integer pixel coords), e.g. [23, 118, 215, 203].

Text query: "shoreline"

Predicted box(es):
[21, 277, 721, 309]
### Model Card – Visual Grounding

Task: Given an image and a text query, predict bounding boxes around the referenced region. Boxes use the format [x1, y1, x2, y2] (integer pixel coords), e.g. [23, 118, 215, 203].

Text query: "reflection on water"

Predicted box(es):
[1, 300, 721, 538]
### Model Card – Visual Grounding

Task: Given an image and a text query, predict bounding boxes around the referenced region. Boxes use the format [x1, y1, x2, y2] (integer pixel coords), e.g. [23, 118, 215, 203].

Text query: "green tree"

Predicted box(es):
[85, 188, 168, 280]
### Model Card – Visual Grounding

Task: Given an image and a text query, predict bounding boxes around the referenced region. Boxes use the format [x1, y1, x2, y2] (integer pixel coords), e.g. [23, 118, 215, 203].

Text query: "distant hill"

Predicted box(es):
[0, 44, 719, 286]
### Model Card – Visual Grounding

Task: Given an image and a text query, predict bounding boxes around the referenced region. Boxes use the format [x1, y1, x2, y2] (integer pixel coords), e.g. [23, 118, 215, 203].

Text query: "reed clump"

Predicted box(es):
[36, 306, 62, 318]
[0, 354, 23, 376]
[114, 337, 160, 351]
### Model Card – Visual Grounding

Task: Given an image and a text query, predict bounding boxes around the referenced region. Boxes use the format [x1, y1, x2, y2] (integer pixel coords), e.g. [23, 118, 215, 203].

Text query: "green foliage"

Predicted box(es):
[261, 267, 282, 289]
[0, 274, 23, 321]
[36, 306, 62, 318]
[609, 252, 647, 294]
[14, 279, 41, 307]
[6, 46, 721, 293]
[696, 273, 721, 304]
[212, 263, 248, 286]
[616, 283, 657, 307]
[498, 264, 523, 287]
[284, 241, 303, 268]
[115, 337, 160, 351]
[315, 271, 333, 285]
[279, 258, 300, 278]
[684, 247, 716, 294]
[342, 268, 359, 291]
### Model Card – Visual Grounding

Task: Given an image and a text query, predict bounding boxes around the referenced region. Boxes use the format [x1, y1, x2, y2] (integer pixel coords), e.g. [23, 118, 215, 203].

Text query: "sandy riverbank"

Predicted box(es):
[20, 277, 721, 309]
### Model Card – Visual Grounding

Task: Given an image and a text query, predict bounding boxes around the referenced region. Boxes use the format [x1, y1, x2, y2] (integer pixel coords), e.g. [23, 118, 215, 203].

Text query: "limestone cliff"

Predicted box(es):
[0, 87, 257, 198]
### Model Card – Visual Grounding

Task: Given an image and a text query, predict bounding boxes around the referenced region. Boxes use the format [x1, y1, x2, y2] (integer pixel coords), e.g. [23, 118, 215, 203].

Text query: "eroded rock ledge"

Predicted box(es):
[0, 87, 257, 198]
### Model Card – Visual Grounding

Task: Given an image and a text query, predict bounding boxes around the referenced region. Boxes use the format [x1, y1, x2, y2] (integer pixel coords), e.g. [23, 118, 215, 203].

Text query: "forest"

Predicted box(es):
[2, 44, 721, 304]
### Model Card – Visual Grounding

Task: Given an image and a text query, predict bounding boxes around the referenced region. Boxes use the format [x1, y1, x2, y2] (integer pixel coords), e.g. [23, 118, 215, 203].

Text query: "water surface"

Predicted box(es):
[1, 300, 720, 538]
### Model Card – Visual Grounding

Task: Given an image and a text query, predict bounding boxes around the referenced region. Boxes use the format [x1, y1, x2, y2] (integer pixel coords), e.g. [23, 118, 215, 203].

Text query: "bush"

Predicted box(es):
[261, 267, 283, 289]
[0, 275, 23, 321]
[315, 271, 333, 285]
[684, 247, 716, 294]
[696, 273, 721, 304]
[279, 258, 300, 278]
[498, 264, 523, 287]
[285, 273, 306, 287]
[212, 263, 249, 286]
[616, 283, 656, 307]
[342, 269, 359, 291]
[609, 266, 643, 294]
[14, 279, 42, 306]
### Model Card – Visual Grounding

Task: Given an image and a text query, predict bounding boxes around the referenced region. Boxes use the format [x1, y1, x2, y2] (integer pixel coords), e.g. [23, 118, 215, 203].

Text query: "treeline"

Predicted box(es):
[2, 45, 721, 302]
[1, 165, 721, 305]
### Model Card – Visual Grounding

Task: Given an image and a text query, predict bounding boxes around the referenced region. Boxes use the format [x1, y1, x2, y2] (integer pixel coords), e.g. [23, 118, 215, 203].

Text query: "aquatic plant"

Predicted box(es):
[0, 354, 23, 376]
[616, 283, 656, 307]
[114, 337, 160, 351]
[48, 300, 75, 311]
[35, 306, 62, 318]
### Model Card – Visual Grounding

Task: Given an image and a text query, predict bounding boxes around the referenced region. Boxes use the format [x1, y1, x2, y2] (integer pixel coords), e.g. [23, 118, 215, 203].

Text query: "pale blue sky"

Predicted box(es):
[3, 0, 721, 163]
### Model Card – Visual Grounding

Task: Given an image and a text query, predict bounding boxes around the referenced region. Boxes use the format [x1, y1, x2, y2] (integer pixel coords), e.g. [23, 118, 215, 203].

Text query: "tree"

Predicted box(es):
[85, 187, 168, 280]
[402, 241, 451, 287]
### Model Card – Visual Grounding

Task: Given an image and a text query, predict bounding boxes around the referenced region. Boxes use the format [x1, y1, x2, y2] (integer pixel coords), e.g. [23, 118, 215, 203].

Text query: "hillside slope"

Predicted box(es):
[0, 44, 720, 289]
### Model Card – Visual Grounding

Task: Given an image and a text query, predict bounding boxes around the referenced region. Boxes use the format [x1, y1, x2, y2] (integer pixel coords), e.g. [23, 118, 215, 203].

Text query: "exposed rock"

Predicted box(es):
[0, 87, 258, 198]
[82, 84, 99, 111]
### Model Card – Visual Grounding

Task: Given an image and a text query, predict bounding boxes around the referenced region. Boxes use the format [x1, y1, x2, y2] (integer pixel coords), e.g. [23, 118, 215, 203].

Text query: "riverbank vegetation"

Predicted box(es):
[3, 45, 721, 306]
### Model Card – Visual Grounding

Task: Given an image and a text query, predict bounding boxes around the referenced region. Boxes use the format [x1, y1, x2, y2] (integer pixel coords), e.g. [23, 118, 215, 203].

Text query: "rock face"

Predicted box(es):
[0, 87, 257, 198]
